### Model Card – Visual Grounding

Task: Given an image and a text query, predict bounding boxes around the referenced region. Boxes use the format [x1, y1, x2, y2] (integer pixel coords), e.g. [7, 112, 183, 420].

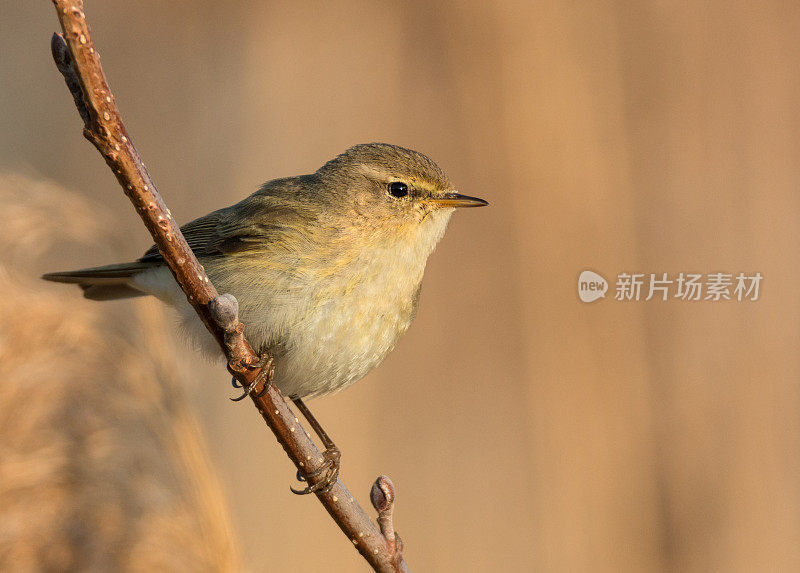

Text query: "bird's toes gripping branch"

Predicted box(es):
[290, 396, 342, 495]
[209, 293, 275, 401]
[229, 351, 274, 401]
[291, 445, 342, 495]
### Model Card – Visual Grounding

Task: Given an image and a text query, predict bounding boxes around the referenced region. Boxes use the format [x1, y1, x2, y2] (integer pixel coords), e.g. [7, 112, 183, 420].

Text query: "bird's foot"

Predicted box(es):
[291, 445, 341, 495]
[229, 351, 274, 401]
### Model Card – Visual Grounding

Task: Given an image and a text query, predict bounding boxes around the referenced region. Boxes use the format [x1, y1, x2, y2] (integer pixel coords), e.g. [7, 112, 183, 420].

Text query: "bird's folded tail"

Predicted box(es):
[42, 261, 159, 301]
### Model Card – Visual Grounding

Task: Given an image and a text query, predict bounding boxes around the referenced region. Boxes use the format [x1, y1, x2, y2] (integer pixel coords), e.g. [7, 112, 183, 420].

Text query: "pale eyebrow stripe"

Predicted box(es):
[356, 165, 439, 193]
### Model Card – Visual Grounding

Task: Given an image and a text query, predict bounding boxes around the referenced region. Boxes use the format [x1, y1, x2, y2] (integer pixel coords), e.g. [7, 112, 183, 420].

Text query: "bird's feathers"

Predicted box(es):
[42, 261, 157, 300]
[140, 179, 320, 263]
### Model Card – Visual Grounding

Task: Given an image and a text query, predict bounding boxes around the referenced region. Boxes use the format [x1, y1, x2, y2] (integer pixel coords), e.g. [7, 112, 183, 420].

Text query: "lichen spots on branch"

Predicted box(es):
[103, 112, 110, 121]
[79, 34, 86, 44]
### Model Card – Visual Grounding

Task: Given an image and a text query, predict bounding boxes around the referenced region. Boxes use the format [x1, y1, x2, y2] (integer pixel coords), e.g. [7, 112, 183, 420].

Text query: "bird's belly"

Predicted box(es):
[274, 284, 417, 398]
[135, 253, 424, 398]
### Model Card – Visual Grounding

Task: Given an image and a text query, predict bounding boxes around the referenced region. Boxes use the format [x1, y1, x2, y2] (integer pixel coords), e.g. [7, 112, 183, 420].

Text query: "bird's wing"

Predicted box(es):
[140, 210, 221, 262]
[138, 194, 316, 263]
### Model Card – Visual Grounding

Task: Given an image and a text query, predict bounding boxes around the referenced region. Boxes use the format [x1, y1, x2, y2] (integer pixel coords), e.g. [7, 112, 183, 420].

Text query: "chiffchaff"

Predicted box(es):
[44, 143, 487, 399]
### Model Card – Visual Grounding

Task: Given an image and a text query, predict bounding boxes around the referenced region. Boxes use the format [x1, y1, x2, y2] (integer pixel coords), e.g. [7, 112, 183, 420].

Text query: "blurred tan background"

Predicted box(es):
[2, 1, 800, 571]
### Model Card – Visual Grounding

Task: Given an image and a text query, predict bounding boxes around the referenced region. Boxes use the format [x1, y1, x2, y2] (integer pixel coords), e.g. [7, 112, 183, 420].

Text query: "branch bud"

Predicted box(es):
[209, 293, 239, 331]
[370, 475, 395, 513]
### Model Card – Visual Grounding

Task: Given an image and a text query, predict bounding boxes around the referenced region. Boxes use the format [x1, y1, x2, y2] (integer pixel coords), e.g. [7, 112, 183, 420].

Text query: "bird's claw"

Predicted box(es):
[230, 351, 274, 401]
[230, 375, 260, 401]
[291, 446, 341, 495]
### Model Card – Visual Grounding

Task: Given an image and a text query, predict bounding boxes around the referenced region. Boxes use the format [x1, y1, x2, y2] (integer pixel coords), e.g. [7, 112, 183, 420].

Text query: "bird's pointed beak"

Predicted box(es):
[427, 192, 489, 208]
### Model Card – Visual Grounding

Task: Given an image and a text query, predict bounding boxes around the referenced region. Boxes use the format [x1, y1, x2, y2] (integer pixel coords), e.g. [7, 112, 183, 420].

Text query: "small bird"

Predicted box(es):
[44, 143, 487, 400]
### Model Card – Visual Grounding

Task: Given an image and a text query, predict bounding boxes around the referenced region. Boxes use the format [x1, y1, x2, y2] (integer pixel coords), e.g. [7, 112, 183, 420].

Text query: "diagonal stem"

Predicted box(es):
[48, 2, 408, 570]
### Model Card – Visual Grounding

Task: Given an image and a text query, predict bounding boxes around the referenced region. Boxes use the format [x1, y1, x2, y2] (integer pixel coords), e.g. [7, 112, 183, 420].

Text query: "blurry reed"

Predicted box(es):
[0, 173, 238, 571]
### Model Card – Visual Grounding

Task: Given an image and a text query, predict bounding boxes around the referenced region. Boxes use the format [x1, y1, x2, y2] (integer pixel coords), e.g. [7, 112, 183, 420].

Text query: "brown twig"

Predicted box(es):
[48, 2, 407, 571]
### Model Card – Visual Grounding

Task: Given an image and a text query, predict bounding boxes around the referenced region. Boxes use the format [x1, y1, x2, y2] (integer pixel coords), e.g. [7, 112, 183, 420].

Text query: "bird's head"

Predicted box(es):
[316, 143, 487, 247]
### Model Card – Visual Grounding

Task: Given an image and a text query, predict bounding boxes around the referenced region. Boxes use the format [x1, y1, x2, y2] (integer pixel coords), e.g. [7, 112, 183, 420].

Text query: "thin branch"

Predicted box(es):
[48, 2, 408, 571]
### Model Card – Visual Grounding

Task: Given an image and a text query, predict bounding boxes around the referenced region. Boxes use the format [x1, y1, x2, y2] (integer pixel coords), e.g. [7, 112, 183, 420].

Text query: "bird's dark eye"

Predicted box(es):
[388, 181, 409, 198]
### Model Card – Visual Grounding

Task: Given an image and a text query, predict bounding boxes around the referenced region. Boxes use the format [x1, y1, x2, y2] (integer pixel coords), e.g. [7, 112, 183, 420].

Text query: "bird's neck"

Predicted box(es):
[313, 208, 453, 302]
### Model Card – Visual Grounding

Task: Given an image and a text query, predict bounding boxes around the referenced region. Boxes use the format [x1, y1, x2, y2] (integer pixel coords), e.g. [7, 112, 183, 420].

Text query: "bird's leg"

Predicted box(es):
[290, 397, 341, 495]
[229, 350, 274, 402]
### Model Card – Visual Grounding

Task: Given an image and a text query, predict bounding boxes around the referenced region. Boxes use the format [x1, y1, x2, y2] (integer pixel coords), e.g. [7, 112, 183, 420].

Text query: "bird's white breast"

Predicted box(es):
[275, 240, 424, 397]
